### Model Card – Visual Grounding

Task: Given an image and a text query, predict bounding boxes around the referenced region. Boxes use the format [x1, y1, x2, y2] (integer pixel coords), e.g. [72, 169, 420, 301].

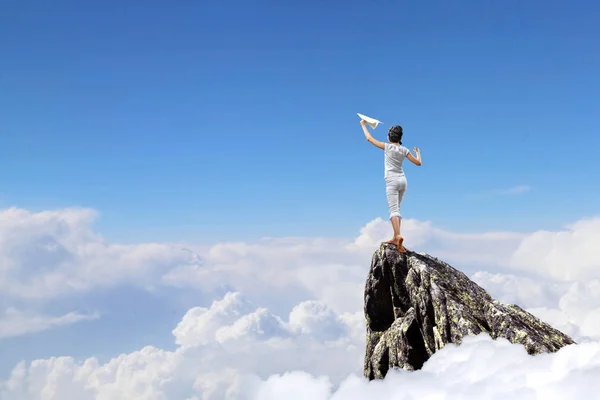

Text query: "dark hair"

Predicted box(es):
[388, 125, 403, 144]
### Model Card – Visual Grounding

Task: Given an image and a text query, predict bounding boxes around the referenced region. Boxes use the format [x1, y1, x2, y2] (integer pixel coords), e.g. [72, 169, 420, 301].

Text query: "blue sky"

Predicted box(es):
[1, 1, 600, 393]
[2, 0, 599, 242]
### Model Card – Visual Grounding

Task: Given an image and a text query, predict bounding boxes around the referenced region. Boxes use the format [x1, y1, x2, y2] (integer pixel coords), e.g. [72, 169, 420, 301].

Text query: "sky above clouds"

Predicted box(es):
[1, 0, 600, 399]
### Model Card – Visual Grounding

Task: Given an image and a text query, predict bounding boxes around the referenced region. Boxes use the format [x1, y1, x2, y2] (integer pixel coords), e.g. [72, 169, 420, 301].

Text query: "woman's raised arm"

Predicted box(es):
[406, 147, 422, 166]
[360, 120, 385, 150]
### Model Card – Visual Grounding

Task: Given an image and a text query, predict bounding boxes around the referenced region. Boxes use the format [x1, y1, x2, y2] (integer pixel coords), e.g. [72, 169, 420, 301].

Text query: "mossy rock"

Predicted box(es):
[364, 244, 576, 380]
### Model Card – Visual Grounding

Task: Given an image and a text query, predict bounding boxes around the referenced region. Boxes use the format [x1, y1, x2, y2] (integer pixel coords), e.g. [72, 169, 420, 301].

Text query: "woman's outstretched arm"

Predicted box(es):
[360, 120, 385, 149]
[406, 147, 422, 166]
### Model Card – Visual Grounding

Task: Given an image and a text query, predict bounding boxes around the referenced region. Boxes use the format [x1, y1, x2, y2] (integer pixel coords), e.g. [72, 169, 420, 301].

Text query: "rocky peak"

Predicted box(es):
[363, 244, 576, 380]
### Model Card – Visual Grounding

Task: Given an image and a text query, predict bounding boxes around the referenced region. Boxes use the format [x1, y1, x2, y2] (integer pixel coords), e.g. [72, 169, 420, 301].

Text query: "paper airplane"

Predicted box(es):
[357, 113, 382, 129]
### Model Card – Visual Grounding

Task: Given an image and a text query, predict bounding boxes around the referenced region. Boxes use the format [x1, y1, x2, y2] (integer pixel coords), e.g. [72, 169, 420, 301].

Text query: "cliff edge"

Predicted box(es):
[364, 244, 575, 380]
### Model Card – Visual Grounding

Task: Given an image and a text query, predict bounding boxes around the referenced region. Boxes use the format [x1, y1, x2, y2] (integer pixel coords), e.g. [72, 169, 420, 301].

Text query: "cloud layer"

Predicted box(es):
[3, 207, 599, 305]
[0, 291, 365, 400]
[0, 309, 99, 340]
[1, 289, 599, 400]
[1, 206, 600, 399]
[0, 207, 190, 300]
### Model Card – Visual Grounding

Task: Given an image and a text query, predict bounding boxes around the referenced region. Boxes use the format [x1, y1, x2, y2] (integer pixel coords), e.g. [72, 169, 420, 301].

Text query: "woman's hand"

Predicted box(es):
[360, 119, 367, 126]
[407, 148, 422, 166]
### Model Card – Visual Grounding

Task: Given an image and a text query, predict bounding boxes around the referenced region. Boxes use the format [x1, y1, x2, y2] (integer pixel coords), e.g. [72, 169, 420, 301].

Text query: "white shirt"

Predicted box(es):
[384, 142, 409, 179]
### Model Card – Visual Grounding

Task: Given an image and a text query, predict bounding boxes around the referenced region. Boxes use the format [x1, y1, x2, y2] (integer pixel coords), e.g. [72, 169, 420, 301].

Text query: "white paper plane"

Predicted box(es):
[357, 113, 382, 129]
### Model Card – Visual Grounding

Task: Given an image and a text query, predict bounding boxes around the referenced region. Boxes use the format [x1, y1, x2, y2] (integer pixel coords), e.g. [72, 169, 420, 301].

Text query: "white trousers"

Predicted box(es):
[385, 175, 407, 219]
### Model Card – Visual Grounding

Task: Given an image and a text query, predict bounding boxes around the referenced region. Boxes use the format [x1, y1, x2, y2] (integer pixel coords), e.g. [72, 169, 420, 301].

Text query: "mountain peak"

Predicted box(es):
[364, 244, 576, 380]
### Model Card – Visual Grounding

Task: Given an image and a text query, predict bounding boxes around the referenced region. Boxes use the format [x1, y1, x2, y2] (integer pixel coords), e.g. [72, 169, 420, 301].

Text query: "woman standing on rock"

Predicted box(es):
[360, 119, 422, 252]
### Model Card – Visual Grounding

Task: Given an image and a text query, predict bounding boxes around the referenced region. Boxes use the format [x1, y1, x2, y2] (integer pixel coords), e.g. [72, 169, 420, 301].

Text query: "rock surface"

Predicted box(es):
[364, 244, 576, 380]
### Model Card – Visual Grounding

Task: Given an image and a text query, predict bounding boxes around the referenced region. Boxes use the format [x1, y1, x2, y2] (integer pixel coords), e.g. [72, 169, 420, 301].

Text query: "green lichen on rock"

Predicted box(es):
[364, 244, 576, 380]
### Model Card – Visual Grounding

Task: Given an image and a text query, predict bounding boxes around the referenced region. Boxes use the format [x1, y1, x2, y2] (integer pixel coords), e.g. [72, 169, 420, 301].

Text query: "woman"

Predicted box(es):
[360, 119, 422, 252]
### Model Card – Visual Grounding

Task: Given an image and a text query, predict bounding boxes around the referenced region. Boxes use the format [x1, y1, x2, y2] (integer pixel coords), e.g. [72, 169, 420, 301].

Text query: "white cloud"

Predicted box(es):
[0, 291, 365, 400]
[172, 292, 288, 348]
[270, 335, 600, 400]
[470, 271, 569, 309]
[288, 301, 348, 341]
[509, 217, 600, 281]
[0, 207, 191, 299]
[349, 218, 434, 250]
[0, 309, 99, 339]
[548, 279, 600, 339]
[2, 206, 597, 308]
[2, 206, 600, 398]
[498, 185, 531, 195]
[215, 307, 289, 343]
[0, 207, 525, 307]
[164, 218, 528, 315]
[464, 185, 531, 200]
[1, 295, 599, 400]
[172, 292, 254, 347]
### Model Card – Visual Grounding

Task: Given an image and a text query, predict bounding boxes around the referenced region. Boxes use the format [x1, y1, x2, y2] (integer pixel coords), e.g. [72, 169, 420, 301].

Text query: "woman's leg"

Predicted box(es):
[390, 216, 403, 249]
[384, 177, 407, 251]
[396, 177, 407, 251]
[384, 217, 401, 247]
[384, 178, 403, 249]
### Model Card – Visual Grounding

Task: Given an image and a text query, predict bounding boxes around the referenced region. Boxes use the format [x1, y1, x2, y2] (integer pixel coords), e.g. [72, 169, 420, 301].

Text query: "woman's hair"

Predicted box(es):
[388, 125, 403, 144]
